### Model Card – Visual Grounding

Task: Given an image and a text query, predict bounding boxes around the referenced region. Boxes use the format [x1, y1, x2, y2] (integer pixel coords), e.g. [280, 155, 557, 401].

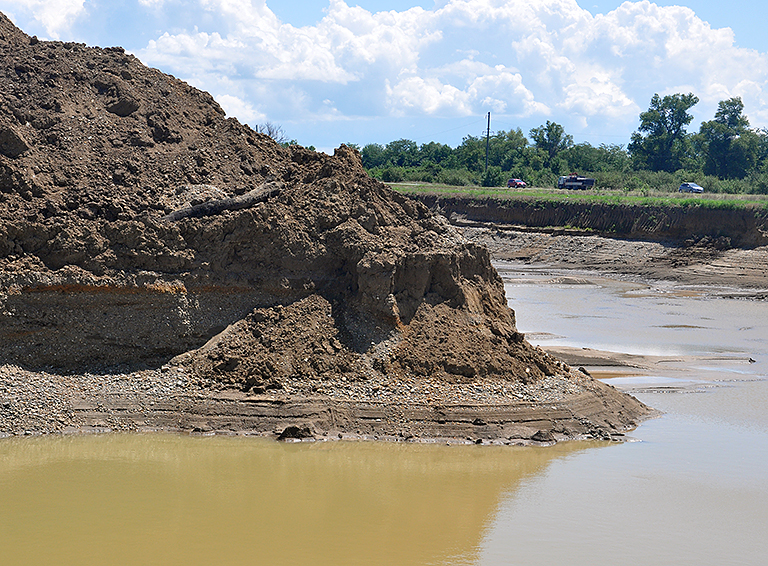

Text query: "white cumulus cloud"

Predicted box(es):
[0, 0, 86, 39]
[10, 0, 767, 144]
[216, 93, 267, 123]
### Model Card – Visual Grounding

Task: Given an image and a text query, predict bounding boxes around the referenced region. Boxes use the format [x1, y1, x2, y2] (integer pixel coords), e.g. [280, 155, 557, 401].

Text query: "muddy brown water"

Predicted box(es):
[2, 262, 767, 565]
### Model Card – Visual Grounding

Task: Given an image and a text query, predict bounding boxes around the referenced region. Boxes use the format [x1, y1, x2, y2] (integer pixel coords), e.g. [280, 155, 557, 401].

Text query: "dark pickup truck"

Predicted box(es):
[558, 174, 595, 190]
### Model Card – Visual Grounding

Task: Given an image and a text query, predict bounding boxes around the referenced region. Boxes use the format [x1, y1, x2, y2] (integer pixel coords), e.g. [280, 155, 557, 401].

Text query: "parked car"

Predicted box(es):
[557, 174, 595, 190]
[678, 182, 704, 193]
[507, 178, 526, 188]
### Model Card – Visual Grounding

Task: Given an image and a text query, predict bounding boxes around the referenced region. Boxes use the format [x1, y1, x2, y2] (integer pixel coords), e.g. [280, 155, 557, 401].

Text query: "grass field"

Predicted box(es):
[389, 182, 768, 211]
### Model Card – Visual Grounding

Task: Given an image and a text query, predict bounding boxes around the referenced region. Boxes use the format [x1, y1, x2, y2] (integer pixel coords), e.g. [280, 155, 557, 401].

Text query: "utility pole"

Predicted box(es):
[485, 111, 491, 172]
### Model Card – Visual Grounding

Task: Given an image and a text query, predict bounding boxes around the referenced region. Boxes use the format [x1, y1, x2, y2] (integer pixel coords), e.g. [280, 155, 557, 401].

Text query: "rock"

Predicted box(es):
[531, 429, 555, 442]
[107, 96, 140, 117]
[0, 125, 30, 157]
[278, 425, 314, 441]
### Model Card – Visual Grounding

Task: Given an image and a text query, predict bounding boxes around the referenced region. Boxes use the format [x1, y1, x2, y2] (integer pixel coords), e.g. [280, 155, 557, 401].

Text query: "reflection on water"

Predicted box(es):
[0, 434, 597, 566]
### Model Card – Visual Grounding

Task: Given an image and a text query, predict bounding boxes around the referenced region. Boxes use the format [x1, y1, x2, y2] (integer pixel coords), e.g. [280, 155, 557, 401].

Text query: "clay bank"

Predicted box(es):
[0, 13, 649, 443]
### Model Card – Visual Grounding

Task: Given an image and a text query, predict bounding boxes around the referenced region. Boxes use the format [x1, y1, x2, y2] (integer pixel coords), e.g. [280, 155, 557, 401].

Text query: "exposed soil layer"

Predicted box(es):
[412, 194, 768, 248]
[0, 14, 650, 442]
[459, 226, 768, 292]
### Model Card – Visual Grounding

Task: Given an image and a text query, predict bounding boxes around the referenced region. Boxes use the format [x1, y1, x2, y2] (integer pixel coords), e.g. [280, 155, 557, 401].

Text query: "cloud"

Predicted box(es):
[216, 93, 267, 123]
[0, 0, 86, 39]
[140, 2, 359, 84]
[144, 1, 764, 127]
[11, 0, 763, 142]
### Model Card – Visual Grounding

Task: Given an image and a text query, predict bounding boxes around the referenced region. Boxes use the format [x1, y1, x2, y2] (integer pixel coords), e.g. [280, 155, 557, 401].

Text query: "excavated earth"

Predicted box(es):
[0, 14, 649, 443]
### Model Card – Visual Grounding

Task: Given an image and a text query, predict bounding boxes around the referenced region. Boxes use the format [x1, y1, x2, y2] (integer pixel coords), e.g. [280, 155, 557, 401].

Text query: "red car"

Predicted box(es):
[507, 178, 526, 188]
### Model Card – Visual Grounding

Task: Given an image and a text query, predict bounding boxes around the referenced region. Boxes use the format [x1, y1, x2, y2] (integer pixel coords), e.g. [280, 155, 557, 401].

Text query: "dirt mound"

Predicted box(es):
[0, 13, 649, 440]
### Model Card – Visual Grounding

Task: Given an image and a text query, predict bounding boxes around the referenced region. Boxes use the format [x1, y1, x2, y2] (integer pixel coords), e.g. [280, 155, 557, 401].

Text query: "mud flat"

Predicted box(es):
[459, 225, 768, 292]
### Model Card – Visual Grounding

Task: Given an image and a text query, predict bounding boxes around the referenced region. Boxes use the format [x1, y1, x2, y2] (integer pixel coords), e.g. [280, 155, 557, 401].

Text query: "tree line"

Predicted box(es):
[354, 95, 768, 194]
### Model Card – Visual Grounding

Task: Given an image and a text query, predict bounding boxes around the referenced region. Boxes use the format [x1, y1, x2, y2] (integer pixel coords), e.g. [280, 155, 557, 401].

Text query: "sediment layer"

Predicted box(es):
[412, 194, 768, 248]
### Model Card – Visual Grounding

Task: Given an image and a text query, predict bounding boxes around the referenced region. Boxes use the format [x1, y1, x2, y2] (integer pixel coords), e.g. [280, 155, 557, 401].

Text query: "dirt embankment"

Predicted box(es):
[411, 194, 768, 248]
[460, 227, 768, 291]
[0, 13, 650, 442]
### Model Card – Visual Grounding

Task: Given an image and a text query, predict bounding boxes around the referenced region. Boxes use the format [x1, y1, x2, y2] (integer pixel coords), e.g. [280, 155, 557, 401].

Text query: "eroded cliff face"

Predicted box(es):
[414, 195, 768, 248]
[0, 12, 557, 392]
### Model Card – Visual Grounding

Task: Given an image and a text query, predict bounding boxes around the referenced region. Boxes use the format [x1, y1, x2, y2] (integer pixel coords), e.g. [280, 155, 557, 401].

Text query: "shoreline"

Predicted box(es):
[460, 224, 768, 291]
[0, 358, 649, 445]
[7, 225, 764, 445]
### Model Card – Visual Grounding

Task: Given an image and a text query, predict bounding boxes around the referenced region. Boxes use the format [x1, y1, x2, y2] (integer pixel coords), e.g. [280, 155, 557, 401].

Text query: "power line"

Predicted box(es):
[410, 117, 488, 142]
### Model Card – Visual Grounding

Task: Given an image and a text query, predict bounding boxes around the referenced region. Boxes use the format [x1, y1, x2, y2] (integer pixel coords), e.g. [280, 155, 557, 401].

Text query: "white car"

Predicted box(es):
[678, 182, 703, 193]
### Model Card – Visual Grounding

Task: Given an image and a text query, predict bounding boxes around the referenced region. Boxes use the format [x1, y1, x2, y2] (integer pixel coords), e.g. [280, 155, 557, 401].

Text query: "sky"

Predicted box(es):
[2, 0, 767, 153]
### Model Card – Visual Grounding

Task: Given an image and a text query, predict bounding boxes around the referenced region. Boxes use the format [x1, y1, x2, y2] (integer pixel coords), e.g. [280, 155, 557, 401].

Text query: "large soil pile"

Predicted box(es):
[0, 13, 648, 441]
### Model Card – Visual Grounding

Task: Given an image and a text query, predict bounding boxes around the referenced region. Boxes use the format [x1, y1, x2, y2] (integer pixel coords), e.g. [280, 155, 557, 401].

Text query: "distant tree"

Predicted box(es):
[564, 143, 630, 173]
[481, 165, 505, 187]
[255, 122, 288, 144]
[493, 128, 529, 171]
[563, 143, 600, 172]
[599, 144, 632, 172]
[452, 128, 530, 173]
[628, 93, 699, 172]
[699, 97, 757, 179]
[419, 141, 454, 166]
[523, 146, 547, 171]
[529, 121, 573, 168]
[529, 120, 573, 167]
[361, 143, 386, 168]
[384, 139, 419, 167]
[280, 139, 315, 151]
[756, 128, 768, 169]
[454, 134, 487, 172]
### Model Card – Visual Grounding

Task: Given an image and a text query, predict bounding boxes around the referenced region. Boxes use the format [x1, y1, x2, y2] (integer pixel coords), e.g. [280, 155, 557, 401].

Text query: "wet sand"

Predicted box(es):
[543, 345, 757, 393]
[460, 225, 768, 292]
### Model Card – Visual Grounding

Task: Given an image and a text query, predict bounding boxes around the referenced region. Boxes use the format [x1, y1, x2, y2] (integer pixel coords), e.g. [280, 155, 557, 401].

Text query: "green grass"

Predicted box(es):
[388, 182, 768, 211]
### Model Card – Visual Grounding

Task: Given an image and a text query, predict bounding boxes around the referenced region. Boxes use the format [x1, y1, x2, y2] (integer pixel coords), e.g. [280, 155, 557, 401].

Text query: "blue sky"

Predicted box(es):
[2, 1, 767, 153]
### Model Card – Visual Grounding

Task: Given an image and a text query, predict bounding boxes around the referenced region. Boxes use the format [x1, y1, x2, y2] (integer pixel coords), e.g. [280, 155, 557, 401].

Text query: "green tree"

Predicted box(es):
[699, 97, 757, 179]
[529, 121, 573, 168]
[361, 143, 386, 168]
[564, 143, 630, 173]
[383, 139, 419, 167]
[454, 135, 487, 172]
[454, 128, 532, 173]
[628, 93, 699, 172]
[493, 128, 529, 172]
[419, 141, 454, 166]
[481, 165, 505, 187]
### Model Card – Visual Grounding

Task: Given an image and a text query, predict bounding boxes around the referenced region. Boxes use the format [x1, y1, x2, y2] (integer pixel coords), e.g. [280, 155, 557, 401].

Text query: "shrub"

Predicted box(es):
[481, 166, 505, 187]
[437, 168, 477, 186]
[380, 167, 405, 182]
